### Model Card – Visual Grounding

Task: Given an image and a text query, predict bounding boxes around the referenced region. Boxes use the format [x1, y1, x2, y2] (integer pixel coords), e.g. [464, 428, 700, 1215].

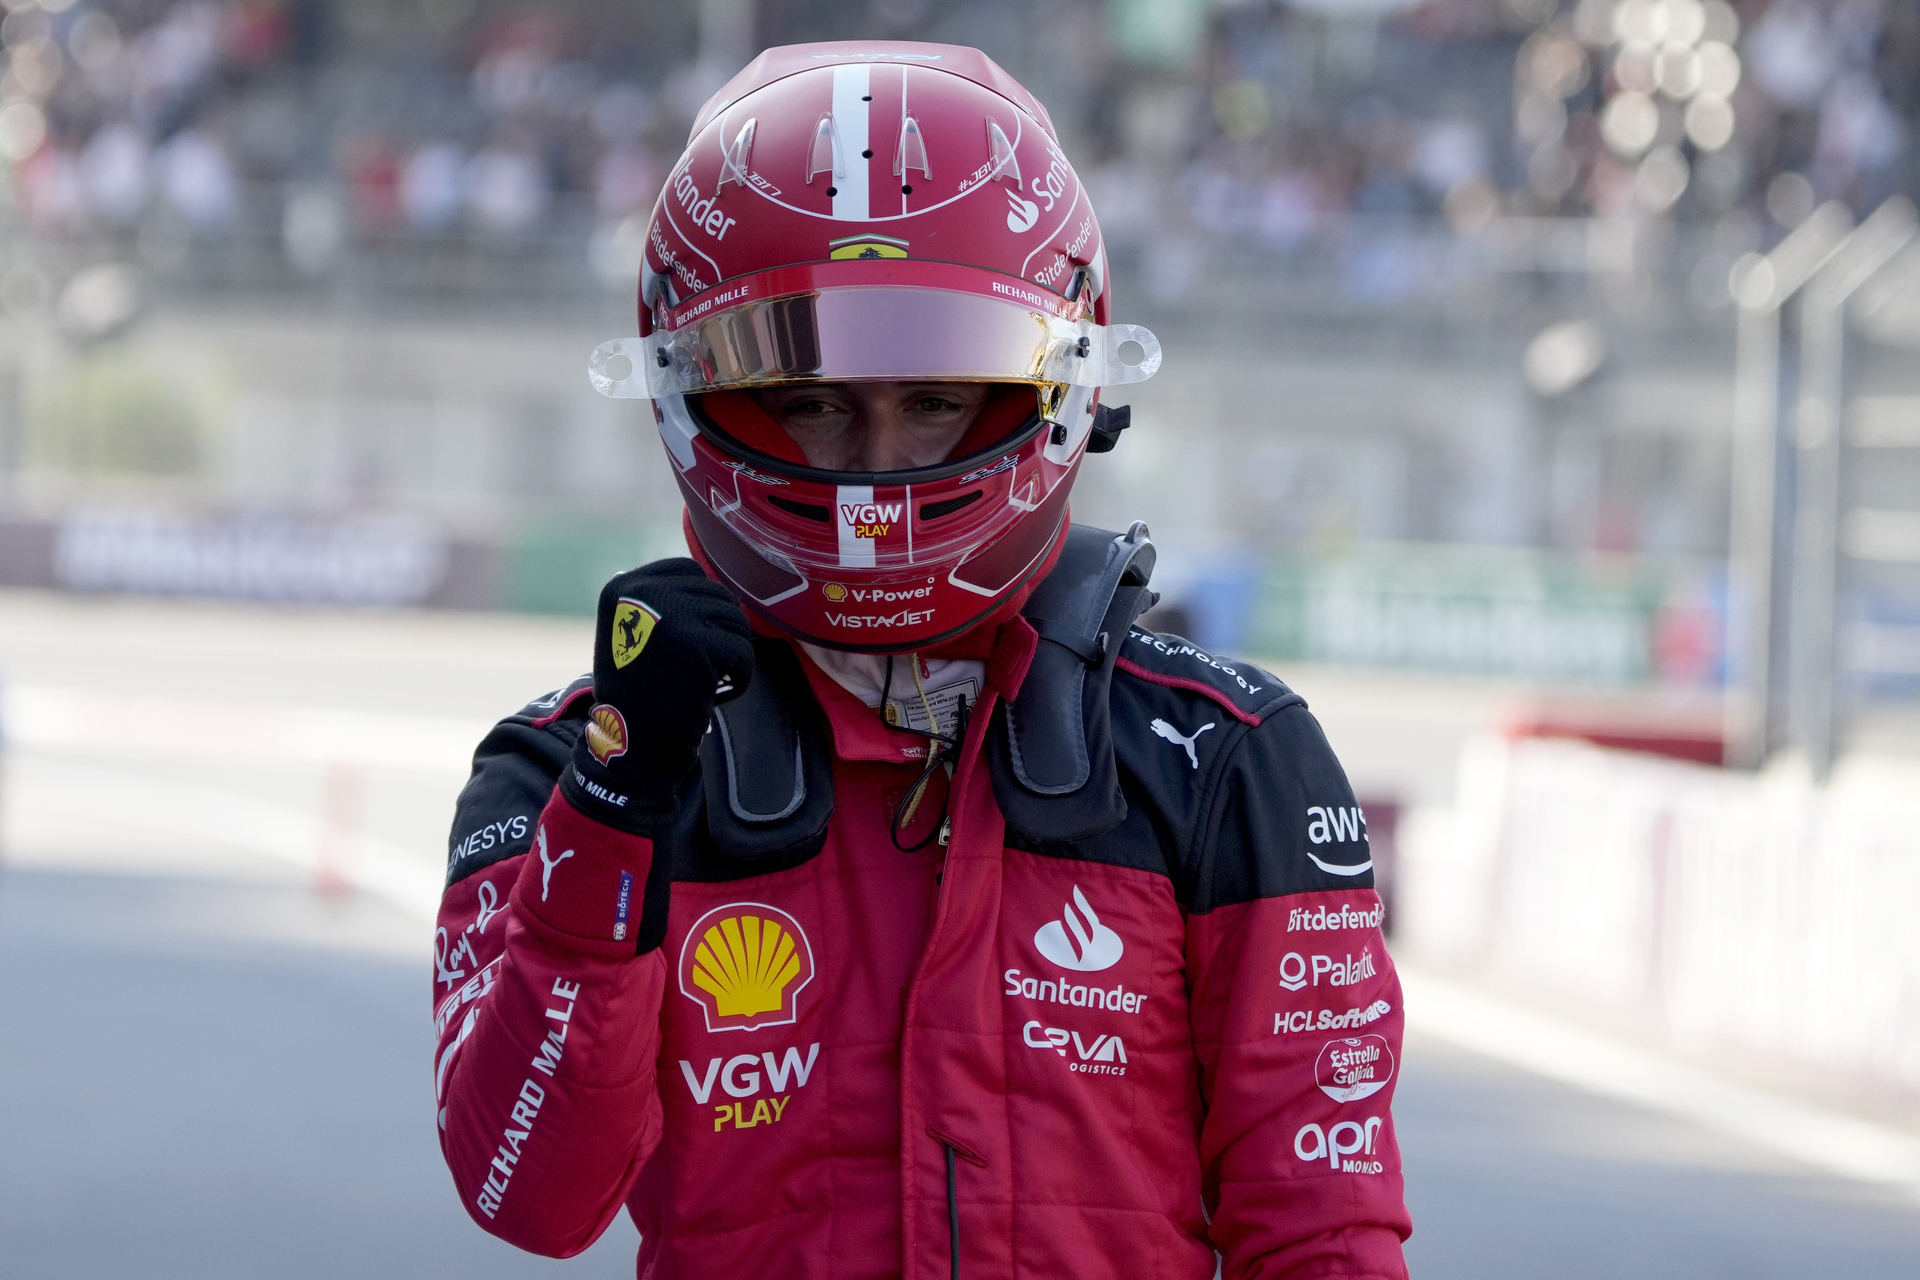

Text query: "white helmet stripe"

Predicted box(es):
[830, 64, 870, 221]
[836, 484, 878, 568]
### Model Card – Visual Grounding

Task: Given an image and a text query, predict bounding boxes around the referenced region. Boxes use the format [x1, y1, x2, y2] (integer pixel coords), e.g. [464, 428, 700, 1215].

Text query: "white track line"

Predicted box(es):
[1402, 968, 1920, 1198]
[15, 753, 445, 921]
[3, 683, 484, 775]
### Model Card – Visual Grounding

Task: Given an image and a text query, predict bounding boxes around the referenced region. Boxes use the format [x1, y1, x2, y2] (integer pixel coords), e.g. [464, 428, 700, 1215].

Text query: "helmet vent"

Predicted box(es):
[986, 119, 1020, 187]
[768, 494, 831, 523]
[715, 119, 757, 194]
[807, 114, 841, 184]
[919, 490, 985, 522]
[895, 116, 930, 180]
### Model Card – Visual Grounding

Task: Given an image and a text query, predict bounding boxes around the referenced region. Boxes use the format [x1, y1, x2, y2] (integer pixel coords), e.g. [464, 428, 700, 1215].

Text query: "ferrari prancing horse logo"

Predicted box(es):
[611, 597, 661, 669]
[828, 234, 909, 259]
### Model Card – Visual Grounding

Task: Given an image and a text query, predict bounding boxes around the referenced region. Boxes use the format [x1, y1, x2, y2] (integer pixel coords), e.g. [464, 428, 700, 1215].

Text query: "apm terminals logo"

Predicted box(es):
[678, 903, 816, 1034]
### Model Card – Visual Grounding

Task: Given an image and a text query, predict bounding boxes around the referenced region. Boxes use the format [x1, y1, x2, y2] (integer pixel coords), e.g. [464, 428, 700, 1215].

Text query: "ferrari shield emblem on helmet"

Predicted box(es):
[611, 598, 661, 669]
[828, 234, 909, 259]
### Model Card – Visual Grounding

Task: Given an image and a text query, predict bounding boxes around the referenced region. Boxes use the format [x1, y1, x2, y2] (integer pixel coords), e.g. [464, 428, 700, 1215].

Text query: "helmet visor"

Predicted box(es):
[688, 383, 1047, 486]
[590, 285, 1160, 399]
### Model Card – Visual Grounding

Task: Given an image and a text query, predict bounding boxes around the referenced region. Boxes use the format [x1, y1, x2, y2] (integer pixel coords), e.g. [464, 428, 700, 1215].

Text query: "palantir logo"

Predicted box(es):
[1034, 885, 1123, 972]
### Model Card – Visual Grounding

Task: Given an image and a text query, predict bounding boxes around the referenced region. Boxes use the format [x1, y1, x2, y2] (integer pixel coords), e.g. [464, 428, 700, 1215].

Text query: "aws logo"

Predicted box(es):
[1305, 805, 1372, 879]
[678, 903, 816, 1033]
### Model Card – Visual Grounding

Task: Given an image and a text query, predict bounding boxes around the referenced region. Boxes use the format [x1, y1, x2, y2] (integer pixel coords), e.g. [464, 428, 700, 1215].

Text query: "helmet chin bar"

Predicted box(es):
[681, 478, 1073, 654]
[664, 384, 1082, 652]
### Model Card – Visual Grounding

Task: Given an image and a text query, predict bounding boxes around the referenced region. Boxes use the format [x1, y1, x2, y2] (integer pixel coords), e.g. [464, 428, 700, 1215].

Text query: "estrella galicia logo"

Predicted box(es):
[1034, 885, 1123, 972]
[1315, 1034, 1395, 1103]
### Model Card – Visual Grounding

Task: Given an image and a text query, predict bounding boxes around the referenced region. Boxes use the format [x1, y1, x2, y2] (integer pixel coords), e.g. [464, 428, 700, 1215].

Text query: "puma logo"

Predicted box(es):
[535, 825, 574, 902]
[1150, 718, 1215, 770]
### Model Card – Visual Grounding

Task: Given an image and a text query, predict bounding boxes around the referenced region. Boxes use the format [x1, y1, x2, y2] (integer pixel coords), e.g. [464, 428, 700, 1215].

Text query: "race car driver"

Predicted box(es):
[431, 41, 1410, 1280]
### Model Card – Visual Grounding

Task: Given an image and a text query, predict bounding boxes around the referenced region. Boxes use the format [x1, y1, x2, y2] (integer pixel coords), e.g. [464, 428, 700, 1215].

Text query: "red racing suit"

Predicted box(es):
[432, 601, 1411, 1278]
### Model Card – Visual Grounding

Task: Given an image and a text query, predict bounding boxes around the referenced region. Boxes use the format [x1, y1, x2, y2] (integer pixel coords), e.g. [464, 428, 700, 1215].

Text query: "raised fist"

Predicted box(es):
[561, 559, 754, 829]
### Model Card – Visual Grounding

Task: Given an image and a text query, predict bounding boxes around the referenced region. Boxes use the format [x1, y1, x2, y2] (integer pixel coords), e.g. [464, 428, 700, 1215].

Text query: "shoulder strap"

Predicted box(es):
[698, 639, 835, 862]
[991, 521, 1157, 843]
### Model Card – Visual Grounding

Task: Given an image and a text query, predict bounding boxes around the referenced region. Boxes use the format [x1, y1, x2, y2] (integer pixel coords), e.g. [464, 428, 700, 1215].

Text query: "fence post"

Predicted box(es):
[1724, 203, 1852, 769]
[1788, 199, 1916, 778]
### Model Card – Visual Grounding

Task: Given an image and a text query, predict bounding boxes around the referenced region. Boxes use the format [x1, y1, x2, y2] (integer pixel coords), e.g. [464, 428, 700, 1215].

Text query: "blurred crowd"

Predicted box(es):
[1158, 0, 1914, 251]
[0, 0, 1913, 278]
[0, 0, 695, 276]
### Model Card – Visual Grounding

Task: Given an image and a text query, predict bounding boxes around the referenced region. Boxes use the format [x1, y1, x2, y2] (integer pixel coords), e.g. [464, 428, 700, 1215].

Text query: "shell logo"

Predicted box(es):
[678, 902, 815, 1033]
[585, 704, 628, 765]
[822, 582, 848, 602]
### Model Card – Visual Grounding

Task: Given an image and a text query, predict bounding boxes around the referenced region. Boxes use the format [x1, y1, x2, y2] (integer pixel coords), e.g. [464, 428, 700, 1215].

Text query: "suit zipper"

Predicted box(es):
[945, 1142, 961, 1280]
[904, 690, 985, 1280]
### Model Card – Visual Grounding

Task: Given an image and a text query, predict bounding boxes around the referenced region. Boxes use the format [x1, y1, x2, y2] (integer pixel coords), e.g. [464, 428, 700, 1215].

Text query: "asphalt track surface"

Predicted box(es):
[8, 867, 1920, 1279]
[4, 591, 1919, 1277]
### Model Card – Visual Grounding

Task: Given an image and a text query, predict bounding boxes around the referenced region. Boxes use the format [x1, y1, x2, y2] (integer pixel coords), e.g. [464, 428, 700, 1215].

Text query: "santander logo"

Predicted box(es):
[1034, 886, 1123, 972]
[1006, 189, 1040, 233]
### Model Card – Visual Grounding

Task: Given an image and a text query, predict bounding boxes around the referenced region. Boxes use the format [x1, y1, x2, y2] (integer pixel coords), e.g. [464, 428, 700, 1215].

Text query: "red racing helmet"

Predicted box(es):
[590, 41, 1161, 652]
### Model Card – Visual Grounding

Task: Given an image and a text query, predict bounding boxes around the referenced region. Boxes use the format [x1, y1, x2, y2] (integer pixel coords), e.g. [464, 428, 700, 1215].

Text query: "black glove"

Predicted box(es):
[560, 559, 754, 831]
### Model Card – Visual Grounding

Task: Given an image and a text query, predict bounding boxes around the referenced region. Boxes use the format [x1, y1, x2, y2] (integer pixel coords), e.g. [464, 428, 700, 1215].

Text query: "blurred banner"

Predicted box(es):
[0, 508, 684, 614]
[1250, 541, 1721, 685]
[53, 509, 452, 604]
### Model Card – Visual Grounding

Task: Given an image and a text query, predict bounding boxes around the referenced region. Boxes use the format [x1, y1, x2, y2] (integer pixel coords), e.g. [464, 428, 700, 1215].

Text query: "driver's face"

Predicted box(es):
[750, 381, 993, 472]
